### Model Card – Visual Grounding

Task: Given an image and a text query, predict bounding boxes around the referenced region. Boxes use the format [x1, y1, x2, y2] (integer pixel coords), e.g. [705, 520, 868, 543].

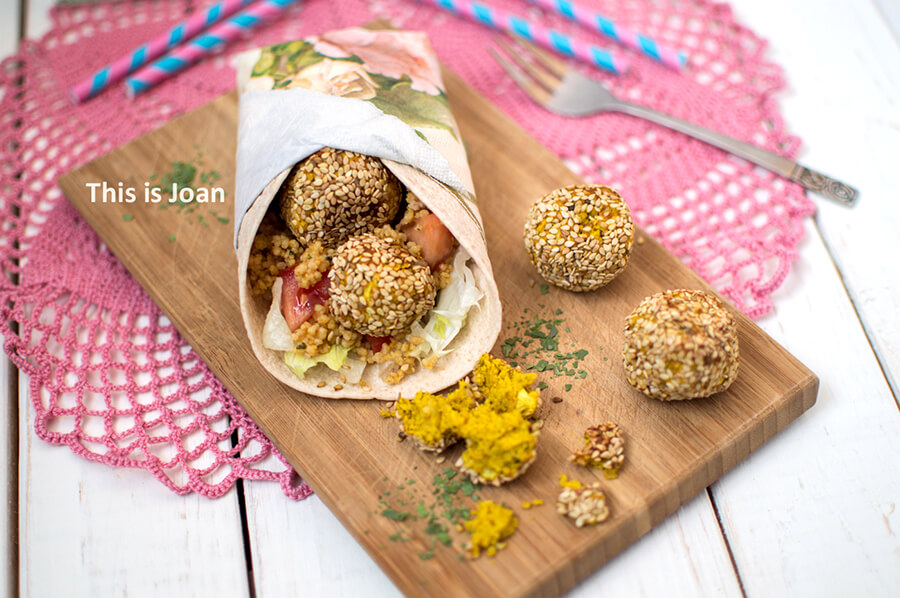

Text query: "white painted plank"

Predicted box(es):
[25, 0, 54, 40]
[2, 2, 22, 596]
[873, 0, 900, 41]
[18, 372, 252, 598]
[731, 0, 900, 398]
[0, 0, 19, 57]
[1, 356, 14, 598]
[243, 451, 742, 596]
[712, 220, 900, 596]
[243, 486, 402, 597]
[713, 3, 900, 592]
[569, 493, 742, 597]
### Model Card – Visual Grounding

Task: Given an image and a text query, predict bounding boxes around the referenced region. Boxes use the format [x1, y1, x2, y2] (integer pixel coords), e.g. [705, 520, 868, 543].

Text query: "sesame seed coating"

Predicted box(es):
[278, 147, 402, 248]
[570, 422, 625, 478]
[623, 289, 740, 401]
[329, 233, 436, 337]
[556, 484, 610, 527]
[523, 184, 634, 292]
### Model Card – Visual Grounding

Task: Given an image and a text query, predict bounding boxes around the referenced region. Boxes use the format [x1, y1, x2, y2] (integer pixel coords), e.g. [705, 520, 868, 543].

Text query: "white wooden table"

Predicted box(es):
[3, 0, 899, 596]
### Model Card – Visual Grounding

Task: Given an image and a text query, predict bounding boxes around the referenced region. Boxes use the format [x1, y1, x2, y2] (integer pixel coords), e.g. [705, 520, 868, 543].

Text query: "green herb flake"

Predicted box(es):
[540, 283, 549, 295]
[565, 383, 572, 392]
[424, 519, 447, 536]
[460, 478, 478, 497]
[122, 214, 134, 222]
[381, 508, 409, 521]
[416, 502, 429, 519]
[499, 306, 595, 387]
[168, 234, 175, 243]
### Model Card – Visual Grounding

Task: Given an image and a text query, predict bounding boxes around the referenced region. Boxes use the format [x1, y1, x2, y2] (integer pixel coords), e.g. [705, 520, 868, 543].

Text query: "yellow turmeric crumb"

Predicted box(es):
[394, 381, 475, 451]
[457, 404, 538, 485]
[521, 499, 545, 510]
[559, 474, 583, 489]
[471, 354, 541, 418]
[379, 409, 394, 419]
[464, 500, 518, 558]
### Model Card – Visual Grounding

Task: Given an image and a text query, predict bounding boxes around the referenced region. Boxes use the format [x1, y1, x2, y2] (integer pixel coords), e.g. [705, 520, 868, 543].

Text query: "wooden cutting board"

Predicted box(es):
[58, 70, 817, 597]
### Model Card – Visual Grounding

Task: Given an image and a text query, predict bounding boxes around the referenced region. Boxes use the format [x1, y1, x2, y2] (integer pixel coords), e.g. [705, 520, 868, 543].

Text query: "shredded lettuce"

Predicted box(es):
[342, 355, 367, 384]
[268, 248, 481, 382]
[263, 278, 294, 352]
[265, 278, 362, 382]
[283, 344, 350, 379]
[412, 248, 483, 358]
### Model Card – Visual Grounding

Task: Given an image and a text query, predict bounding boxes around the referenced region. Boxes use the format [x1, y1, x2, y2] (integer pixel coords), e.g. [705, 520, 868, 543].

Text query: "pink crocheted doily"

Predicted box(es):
[0, 0, 814, 499]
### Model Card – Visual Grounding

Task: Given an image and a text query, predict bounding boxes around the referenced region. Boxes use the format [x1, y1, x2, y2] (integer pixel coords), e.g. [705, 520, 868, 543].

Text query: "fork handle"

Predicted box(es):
[615, 102, 858, 206]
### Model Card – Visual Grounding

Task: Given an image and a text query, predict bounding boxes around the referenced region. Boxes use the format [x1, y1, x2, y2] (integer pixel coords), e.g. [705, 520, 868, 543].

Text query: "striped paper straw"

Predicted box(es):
[527, 0, 686, 69]
[418, 0, 627, 74]
[69, 0, 256, 103]
[125, 0, 298, 98]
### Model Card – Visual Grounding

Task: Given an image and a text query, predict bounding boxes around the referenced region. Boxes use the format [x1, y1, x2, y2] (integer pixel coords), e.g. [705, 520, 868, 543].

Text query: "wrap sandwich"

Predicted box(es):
[234, 27, 502, 399]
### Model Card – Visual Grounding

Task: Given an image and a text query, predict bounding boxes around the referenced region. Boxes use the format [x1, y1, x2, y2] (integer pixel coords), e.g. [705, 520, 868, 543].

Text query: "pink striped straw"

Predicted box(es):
[417, 0, 627, 74]
[69, 0, 256, 104]
[125, 0, 297, 98]
[527, 0, 686, 69]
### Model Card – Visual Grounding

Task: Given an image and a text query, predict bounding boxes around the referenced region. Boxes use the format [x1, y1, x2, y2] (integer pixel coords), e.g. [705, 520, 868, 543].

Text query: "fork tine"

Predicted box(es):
[512, 38, 569, 80]
[488, 47, 552, 106]
[494, 37, 560, 93]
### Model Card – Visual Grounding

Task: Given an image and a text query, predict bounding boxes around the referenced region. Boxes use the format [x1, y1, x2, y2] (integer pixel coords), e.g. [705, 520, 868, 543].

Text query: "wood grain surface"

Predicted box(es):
[57, 71, 817, 598]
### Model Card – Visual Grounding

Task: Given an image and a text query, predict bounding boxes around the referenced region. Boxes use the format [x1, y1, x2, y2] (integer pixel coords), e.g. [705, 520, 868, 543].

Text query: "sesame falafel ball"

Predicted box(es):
[329, 233, 436, 337]
[524, 184, 633, 292]
[278, 147, 403, 248]
[623, 289, 740, 401]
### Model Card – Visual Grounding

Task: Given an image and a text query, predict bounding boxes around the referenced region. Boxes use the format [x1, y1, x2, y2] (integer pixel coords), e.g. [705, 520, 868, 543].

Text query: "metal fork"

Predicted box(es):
[489, 38, 858, 206]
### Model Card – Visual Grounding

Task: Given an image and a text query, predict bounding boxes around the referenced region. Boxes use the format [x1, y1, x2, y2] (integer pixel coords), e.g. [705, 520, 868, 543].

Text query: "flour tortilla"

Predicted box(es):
[235, 29, 502, 399]
[237, 161, 501, 400]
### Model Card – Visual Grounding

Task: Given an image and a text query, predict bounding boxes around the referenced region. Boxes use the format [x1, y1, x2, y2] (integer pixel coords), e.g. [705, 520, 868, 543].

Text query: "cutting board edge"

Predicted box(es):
[517, 368, 818, 598]
[53, 79, 822, 598]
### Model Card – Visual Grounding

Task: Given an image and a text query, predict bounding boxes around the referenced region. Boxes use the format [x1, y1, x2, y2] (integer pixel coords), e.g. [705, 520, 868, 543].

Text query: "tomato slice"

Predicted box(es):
[402, 213, 456, 271]
[366, 335, 391, 354]
[279, 267, 331, 331]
